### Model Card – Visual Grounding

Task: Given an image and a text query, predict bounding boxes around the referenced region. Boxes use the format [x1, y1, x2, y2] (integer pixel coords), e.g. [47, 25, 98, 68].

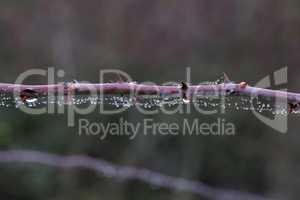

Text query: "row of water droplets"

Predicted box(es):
[0, 91, 297, 115]
[0, 74, 299, 115]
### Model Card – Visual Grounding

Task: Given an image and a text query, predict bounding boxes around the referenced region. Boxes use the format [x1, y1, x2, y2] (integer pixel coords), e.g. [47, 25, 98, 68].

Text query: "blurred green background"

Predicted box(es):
[0, 1, 299, 200]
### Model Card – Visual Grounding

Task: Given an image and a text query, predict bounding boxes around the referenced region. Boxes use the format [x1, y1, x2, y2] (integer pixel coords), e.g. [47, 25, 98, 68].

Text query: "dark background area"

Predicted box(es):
[0, 1, 299, 200]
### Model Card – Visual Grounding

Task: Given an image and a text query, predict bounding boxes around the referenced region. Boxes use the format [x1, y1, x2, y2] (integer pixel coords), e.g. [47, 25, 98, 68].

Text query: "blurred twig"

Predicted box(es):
[0, 150, 270, 200]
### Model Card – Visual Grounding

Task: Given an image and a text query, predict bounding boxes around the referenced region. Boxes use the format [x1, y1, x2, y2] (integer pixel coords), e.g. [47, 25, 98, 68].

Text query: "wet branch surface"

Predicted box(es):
[0, 82, 299, 100]
[0, 82, 299, 111]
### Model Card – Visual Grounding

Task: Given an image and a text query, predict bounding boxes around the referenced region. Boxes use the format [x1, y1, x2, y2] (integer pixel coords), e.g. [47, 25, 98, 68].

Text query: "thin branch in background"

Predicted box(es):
[0, 150, 270, 200]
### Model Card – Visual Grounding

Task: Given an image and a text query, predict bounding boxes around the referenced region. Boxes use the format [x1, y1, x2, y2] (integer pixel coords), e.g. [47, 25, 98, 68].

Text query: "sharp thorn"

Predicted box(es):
[223, 72, 231, 84]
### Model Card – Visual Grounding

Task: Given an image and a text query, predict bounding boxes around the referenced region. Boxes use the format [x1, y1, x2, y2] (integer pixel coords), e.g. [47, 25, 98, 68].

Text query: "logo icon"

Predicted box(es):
[251, 67, 288, 133]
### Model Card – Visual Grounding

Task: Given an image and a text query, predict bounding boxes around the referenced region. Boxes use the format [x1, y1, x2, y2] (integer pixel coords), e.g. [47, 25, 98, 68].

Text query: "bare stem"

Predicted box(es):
[0, 149, 270, 200]
[0, 82, 299, 105]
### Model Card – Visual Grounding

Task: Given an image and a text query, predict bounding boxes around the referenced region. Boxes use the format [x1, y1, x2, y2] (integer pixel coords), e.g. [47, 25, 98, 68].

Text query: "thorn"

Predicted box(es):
[239, 82, 248, 89]
[180, 82, 188, 91]
[223, 72, 231, 84]
[116, 73, 124, 83]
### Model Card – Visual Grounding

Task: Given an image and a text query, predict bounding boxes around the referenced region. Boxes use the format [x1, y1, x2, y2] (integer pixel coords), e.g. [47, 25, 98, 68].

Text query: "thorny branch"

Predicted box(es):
[0, 150, 270, 200]
[0, 81, 299, 112]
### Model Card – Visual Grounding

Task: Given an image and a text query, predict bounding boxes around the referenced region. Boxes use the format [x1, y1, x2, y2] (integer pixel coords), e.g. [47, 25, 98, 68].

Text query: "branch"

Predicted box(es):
[0, 82, 299, 100]
[0, 150, 270, 200]
[1, 82, 299, 111]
